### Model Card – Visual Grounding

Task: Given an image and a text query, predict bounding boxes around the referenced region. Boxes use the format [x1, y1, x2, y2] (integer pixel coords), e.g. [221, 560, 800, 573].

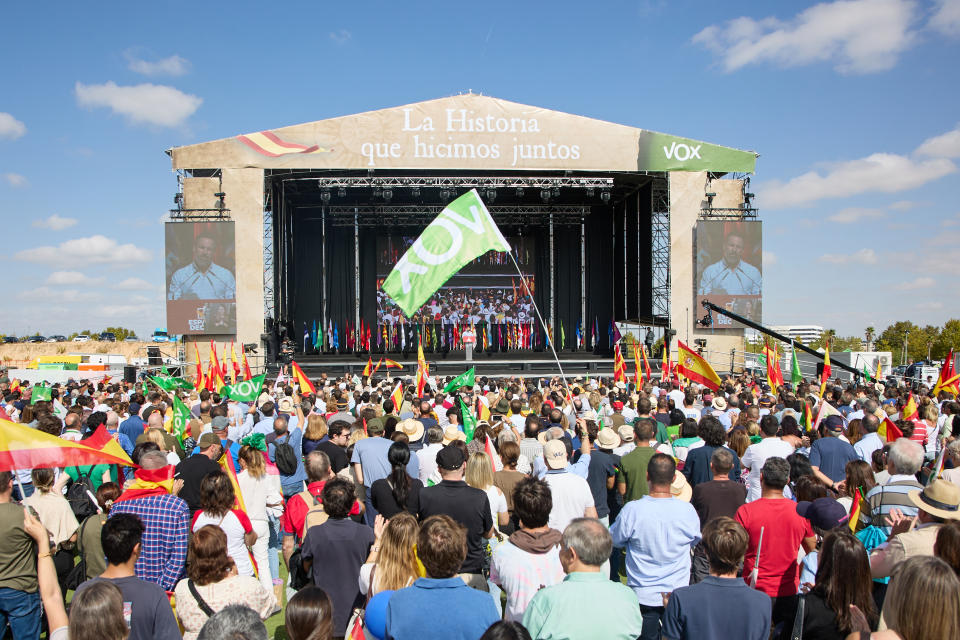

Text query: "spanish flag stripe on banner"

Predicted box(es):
[236, 131, 321, 157]
[0, 419, 134, 472]
[675, 341, 721, 391]
[290, 361, 316, 395]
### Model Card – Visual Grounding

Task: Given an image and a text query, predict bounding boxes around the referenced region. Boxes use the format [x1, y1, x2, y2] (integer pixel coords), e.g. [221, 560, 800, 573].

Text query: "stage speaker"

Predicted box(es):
[123, 365, 137, 384]
[147, 346, 161, 366]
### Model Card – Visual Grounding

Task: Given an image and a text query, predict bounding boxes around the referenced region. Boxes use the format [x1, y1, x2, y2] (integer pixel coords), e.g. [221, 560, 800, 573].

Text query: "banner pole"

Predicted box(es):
[507, 251, 571, 393]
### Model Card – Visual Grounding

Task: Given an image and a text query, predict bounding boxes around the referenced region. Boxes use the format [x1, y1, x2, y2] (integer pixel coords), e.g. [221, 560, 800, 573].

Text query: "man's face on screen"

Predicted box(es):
[194, 237, 215, 271]
[722, 234, 744, 268]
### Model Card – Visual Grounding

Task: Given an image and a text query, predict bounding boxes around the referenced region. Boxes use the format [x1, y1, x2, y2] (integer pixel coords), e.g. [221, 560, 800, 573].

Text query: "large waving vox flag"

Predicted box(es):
[381, 189, 511, 316]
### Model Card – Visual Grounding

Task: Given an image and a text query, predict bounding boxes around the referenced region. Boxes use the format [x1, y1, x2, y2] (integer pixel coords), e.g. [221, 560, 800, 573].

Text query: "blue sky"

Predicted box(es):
[1, 0, 958, 339]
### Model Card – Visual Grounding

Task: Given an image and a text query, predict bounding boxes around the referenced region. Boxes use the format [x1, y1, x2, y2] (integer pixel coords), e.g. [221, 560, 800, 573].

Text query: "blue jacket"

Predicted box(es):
[385, 577, 499, 640]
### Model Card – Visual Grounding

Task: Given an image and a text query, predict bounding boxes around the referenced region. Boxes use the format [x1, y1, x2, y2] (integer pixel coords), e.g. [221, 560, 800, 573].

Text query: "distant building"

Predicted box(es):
[768, 325, 823, 345]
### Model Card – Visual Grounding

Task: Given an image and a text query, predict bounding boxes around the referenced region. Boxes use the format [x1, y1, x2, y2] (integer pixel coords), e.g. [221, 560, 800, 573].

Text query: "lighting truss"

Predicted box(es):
[321, 205, 590, 227]
[698, 206, 758, 220]
[650, 176, 670, 326]
[306, 176, 615, 189]
[263, 189, 274, 319]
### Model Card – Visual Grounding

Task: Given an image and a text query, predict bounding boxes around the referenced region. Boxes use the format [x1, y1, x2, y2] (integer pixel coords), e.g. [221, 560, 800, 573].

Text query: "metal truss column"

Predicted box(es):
[651, 175, 671, 327]
[263, 187, 274, 320]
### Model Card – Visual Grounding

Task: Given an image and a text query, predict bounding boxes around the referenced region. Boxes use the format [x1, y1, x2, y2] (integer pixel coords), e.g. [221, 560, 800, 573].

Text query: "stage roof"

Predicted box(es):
[169, 94, 757, 174]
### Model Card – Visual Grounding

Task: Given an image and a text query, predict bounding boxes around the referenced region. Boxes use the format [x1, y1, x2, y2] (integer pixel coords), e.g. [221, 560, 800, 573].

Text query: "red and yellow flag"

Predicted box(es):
[241, 348, 253, 381]
[229, 341, 240, 385]
[661, 338, 671, 381]
[218, 450, 247, 513]
[0, 419, 134, 471]
[878, 416, 904, 442]
[932, 349, 959, 396]
[848, 487, 864, 532]
[675, 341, 721, 391]
[416, 338, 428, 398]
[390, 381, 404, 412]
[290, 360, 316, 395]
[194, 343, 205, 391]
[613, 343, 627, 384]
[362, 357, 374, 378]
[901, 393, 918, 421]
[819, 342, 831, 397]
[383, 359, 403, 369]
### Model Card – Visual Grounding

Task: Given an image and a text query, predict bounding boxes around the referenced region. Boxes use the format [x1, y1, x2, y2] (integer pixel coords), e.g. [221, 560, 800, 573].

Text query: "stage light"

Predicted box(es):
[516, 187, 524, 198]
[373, 187, 382, 199]
[600, 190, 611, 204]
[485, 188, 496, 203]
[440, 188, 451, 201]
[705, 192, 716, 198]
[320, 189, 331, 204]
[552, 187, 560, 199]
[411, 186, 420, 198]
[337, 187, 346, 198]
[540, 188, 551, 202]
[382, 188, 393, 201]
[213, 192, 226, 210]
[173, 193, 183, 207]
[586, 187, 595, 198]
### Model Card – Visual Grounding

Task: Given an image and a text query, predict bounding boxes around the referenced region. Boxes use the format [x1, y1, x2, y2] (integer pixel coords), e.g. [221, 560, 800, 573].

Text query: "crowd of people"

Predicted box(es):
[1, 364, 959, 640]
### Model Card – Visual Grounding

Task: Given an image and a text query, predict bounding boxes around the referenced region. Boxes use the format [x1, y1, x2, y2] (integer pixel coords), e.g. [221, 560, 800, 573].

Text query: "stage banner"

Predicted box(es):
[695, 220, 762, 326]
[381, 189, 510, 317]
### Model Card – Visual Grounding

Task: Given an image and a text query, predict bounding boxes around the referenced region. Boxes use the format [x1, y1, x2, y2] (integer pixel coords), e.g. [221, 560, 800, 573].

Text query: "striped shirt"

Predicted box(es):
[865, 476, 923, 537]
[110, 494, 190, 591]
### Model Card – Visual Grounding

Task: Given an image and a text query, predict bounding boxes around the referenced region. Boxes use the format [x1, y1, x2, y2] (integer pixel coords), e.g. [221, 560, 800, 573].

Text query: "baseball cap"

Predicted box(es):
[211, 416, 230, 432]
[543, 439, 568, 469]
[796, 498, 848, 531]
[436, 445, 465, 470]
[824, 415, 845, 432]
[197, 432, 221, 449]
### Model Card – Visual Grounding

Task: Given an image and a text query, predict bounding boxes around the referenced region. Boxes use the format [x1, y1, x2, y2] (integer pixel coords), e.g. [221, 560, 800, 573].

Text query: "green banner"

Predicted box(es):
[443, 367, 475, 394]
[171, 394, 191, 444]
[220, 374, 266, 402]
[381, 189, 510, 317]
[30, 385, 52, 403]
[637, 131, 756, 173]
[791, 351, 802, 386]
[150, 375, 194, 391]
[460, 397, 477, 443]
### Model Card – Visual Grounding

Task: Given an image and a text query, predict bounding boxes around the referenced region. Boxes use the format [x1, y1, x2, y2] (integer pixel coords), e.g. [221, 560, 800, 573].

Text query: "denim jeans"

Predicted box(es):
[639, 604, 665, 640]
[267, 514, 282, 582]
[0, 588, 41, 640]
[364, 486, 380, 526]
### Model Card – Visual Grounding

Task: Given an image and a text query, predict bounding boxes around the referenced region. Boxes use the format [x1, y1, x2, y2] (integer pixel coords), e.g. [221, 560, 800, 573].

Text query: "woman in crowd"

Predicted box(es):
[284, 586, 334, 640]
[801, 529, 876, 639]
[848, 555, 960, 639]
[301, 414, 328, 457]
[933, 519, 960, 578]
[144, 427, 180, 465]
[371, 441, 423, 518]
[846, 418, 863, 446]
[237, 445, 283, 597]
[174, 525, 276, 640]
[671, 418, 702, 464]
[192, 470, 257, 577]
[727, 428, 750, 458]
[466, 451, 510, 533]
[836, 460, 876, 522]
[941, 440, 960, 485]
[24, 467, 78, 595]
[359, 512, 420, 597]
[78, 482, 122, 581]
[493, 440, 527, 524]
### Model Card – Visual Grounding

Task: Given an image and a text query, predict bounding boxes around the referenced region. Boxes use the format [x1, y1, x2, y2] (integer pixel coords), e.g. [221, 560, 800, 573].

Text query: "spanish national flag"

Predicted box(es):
[0, 419, 134, 471]
[390, 381, 404, 413]
[878, 416, 904, 442]
[613, 343, 627, 383]
[290, 361, 316, 395]
[676, 341, 721, 391]
[362, 357, 374, 378]
[819, 342, 832, 398]
[848, 487, 864, 532]
[194, 343, 205, 391]
[416, 339, 428, 398]
[901, 393, 919, 421]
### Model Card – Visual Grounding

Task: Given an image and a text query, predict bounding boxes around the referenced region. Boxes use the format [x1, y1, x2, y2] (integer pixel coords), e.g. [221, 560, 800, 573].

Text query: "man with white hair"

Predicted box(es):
[864, 438, 925, 537]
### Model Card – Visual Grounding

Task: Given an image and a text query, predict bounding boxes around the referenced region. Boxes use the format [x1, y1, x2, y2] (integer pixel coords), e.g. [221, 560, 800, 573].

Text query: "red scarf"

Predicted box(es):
[113, 466, 176, 503]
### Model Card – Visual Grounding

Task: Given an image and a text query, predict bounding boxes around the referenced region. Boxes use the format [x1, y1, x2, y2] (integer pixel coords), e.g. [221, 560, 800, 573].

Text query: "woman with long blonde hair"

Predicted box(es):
[237, 445, 283, 600]
[359, 513, 420, 597]
[302, 413, 328, 456]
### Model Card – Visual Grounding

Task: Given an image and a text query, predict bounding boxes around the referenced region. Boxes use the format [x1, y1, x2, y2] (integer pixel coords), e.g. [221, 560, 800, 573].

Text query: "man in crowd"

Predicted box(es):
[352, 418, 393, 523]
[611, 453, 701, 640]
[854, 412, 883, 462]
[110, 451, 190, 591]
[682, 415, 741, 486]
[267, 415, 307, 499]
[315, 419, 351, 473]
[542, 438, 597, 532]
[490, 476, 565, 622]
[586, 426, 620, 526]
[0, 470, 41, 638]
[418, 446, 493, 590]
[617, 418, 659, 501]
[173, 432, 222, 516]
[865, 438, 925, 536]
[661, 517, 771, 640]
[385, 515, 499, 639]
[524, 518, 645, 640]
[417, 425, 445, 486]
[741, 414, 795, 502]
[76, 513, 181, 640]
[519, 414, 543, 466]
[809, 414, 859, 488]
[690, 448, 746, 582]
[735, 457, 816, 638]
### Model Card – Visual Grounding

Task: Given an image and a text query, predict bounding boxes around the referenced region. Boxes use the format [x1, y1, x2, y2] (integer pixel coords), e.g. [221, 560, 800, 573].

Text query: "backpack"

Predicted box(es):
[299, 489, 329, 533]
[288, 490, 329, 591]
[66, 466, 99, 521]
[273, 433, 299, 476]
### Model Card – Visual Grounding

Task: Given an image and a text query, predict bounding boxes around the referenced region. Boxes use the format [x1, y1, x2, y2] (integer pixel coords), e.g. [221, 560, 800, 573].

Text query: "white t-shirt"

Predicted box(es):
[544, 471, 594, 532]
[668, 390, 685, 408]
[484, 485, 508, 530]
[490, 540, 564, 622]
[192, 509, 254, 576]
[741, 437, 796, 502]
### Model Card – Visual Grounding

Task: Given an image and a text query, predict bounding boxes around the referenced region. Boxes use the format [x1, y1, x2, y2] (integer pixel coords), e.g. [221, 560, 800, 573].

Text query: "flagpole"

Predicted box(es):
[507, 252, 570, 392]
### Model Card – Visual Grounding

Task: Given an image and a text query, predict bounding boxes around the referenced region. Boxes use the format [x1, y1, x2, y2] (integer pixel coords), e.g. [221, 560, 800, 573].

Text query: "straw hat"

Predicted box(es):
[596, 427, 621, 450]
[711, 396, 728, 411]
[398, 418, 424, 442]
[670, 471, 692, 502]
[618, 425, 635, 443]
[908, 480, 960, 520]
[442, 425, 466, 444]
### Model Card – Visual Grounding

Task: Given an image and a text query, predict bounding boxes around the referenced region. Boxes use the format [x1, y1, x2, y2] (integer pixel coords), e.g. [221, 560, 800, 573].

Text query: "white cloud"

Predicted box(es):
[826, 207, 886, 223]
[329, 29, 352, 44]
[930, 0, 960, 35]
[45, 271, 104, 286]
[888, 199, 925, 210]
[116, 277, 157, 291]
[916, 301, 944, 311]
[894, 276, 935, 289]
[14, 235, 152, 265]
[3, 173, 27, 187]
[914, 124, 960, 158]
[18, 287, 93, 303]
[761, 153, 956, 209]
[818, 248, 878, 264]
[692, 0, 918, 74]
[75, 81, 202, 128]
[762, 250, 777, 267]
[124, 52, 191, 76]
[0, 112, 26, 139]
[32, 214, 77, 230]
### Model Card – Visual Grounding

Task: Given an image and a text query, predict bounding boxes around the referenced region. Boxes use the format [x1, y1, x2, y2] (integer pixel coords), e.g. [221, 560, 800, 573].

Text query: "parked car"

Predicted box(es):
[73, 335, 91, 342]
[2, 336, 17, 343]
[98, 332, 117, 342]
[27, 335, 45, 343]
[151, 328, 172, 342]
[45, 335, 67, 342]
[124, 335, 139, 342]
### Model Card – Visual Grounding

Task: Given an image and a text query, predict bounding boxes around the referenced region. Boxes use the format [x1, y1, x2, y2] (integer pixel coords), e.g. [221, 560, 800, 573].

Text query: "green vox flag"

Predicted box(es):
[459, 397, 477, 443]
[171, 394, 192, 444]
[161, 364, 170, 376]
[150, 376, 194, 392]
[862, 365, 871, 382]
[220, 373, 266, 402]
[443, 367, 475, 393]
[30, 385, 52, 403]
[381, 189, 511, 317]
[791, 351, 802, 386]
